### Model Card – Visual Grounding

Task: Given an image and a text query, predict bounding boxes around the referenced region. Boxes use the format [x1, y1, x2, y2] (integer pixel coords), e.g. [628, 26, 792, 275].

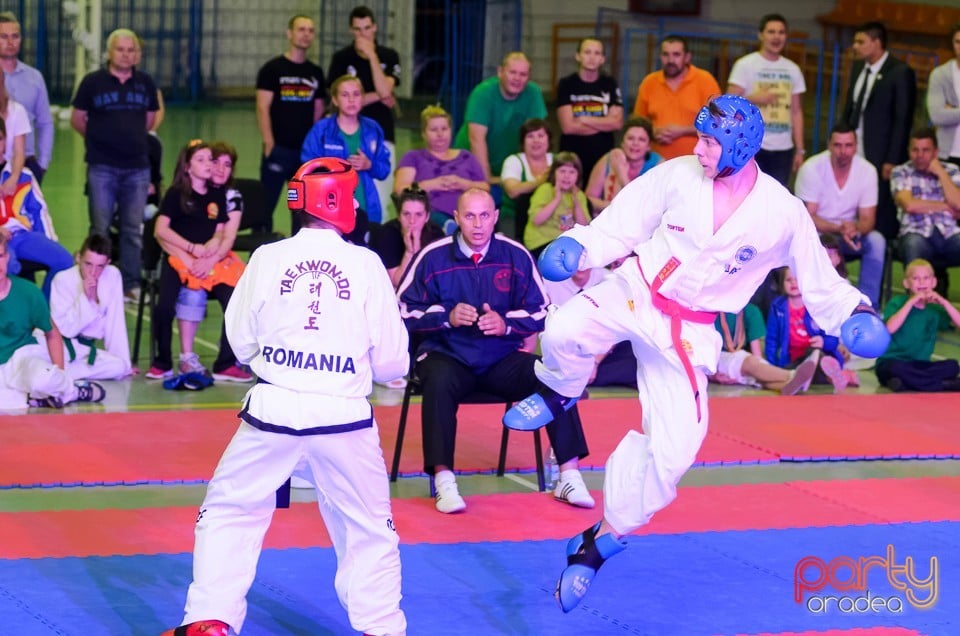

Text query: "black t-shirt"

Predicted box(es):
[556, 73, 622, 176]
[328, 44, 400, 142]
[369, 218, 445, 269]
[256, 56, 328, 149]
[159, 187, 229, 244]
[71, 68, 160, 167]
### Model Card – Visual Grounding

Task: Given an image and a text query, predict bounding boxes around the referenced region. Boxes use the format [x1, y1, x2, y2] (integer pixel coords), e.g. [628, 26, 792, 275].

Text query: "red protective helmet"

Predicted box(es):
[287, 158, 359, 234]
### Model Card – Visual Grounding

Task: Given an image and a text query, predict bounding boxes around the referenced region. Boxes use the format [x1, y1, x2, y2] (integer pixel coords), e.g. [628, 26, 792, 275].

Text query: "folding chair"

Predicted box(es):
[231, 178, 284, 254]
[389, 357, 546, 494]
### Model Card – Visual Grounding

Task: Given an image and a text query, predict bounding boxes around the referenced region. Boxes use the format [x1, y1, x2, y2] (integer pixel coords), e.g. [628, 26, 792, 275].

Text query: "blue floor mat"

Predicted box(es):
[0, 521, 954, 635]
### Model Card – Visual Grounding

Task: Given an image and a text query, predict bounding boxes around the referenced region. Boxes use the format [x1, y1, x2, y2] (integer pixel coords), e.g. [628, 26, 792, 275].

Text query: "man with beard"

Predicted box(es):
[633, 35, 720, 160]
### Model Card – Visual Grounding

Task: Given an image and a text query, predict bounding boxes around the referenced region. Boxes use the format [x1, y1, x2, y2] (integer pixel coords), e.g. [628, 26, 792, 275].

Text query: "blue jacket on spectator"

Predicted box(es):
[397, 232, 548, 374]
[765, 295, 843, 368]
[300, 115, 391, 223]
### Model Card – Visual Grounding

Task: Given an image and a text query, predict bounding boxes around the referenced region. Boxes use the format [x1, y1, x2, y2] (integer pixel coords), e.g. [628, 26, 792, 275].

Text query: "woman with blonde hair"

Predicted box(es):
[394, 105, 488, 233]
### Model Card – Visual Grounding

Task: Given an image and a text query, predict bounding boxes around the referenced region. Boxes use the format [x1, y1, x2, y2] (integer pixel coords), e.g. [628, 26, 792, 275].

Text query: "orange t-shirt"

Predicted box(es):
[633, 65, 721, 160]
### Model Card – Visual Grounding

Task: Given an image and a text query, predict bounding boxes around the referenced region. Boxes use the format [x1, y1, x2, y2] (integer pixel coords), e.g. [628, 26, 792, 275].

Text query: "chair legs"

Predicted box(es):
[390, 395, 547, 492]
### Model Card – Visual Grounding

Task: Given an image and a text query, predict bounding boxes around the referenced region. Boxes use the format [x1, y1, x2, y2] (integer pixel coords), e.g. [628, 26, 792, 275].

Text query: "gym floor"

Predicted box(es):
[2, 103, 958, 634]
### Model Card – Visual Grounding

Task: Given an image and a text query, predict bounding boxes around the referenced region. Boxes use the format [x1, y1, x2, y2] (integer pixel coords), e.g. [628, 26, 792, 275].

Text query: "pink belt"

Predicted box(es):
[642, 257, 718, 421]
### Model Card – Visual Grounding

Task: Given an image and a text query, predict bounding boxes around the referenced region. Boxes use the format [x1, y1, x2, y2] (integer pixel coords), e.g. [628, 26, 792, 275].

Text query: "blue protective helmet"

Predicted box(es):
[693, 95, 764, 177]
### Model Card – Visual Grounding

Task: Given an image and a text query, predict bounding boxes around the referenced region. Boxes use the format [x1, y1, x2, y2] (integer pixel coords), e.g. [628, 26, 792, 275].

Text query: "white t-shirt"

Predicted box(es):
[3, 100, 31, 162]
[500, 151, 554, 182]
[951, 64, 960, 158]
[728, 52, 806, 151]
[794, 150, 878, 223]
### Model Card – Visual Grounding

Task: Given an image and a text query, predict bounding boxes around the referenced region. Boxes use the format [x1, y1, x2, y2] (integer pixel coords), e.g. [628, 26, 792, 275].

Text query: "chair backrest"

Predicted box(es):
[233, 178, 268, 232]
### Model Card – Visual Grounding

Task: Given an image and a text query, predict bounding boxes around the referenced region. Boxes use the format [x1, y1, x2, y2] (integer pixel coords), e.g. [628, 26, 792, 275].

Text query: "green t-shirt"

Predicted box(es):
[0, 277, 52, 364]
[714, 303, 766, 350]
[453, 76, 547, 176]
[524, 183, 589, 251]
[342, 127, 366, 213]
[880, 294, 952, 362]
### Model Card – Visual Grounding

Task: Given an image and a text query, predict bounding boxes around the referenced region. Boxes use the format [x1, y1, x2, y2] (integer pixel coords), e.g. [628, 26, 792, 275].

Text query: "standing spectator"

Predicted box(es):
[727, 14, 806, 186]
[49, 234, 133, 380]
[71, 28, 159, 303]
[556, 37, 623, 177]
[301, 75, 391, 223]
[328, 5, 400, 217]
[794, 123, 884, 306]
[927, 23, 960, 167]
[841, 21, 916, 240]
[891, 127, 960, 295]
[585, 116, 662, 213]
[397, 188, 593, 514]
[454, 52, 548, 190]
[0, 12, 52, 184]
[393, 105, 488, 233]
[0, 231, 105, 409]
[256, 15, 326, 233]
[500, 118, 553, 242]
[633, 35, 721, 160]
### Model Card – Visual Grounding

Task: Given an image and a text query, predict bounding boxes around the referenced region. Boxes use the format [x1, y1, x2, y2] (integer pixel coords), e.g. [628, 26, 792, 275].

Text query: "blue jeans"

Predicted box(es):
[838, 230, 885, 306]
[260, 145, 302, 233]
[87, 163, 150, 291]
[899, 229, 960, 269]
[8, 230, 74, 298]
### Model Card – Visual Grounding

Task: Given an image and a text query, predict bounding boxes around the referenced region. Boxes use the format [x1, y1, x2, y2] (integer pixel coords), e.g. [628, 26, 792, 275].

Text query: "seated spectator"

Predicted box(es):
[500, 118, 553, 242]
[525, 151, 590, 258]
[0, 69, 29, 196]
[556, 37, 624, 177]
[180, 140, 251, 383]
[49, 234, 133, 380]
[765, 267, 857, 392]
[585, 116, 662, 213]
[397, 188, 593, 514]
[301, 75, 391, 228]
[543, 265, 637, 387]
[891, 127, 960, 298]
[877, 258, 960, 391]
[0, 118, 72, 299]
[794, 123, 884, 306]
[394, 105, 488, 234]
[370, 183, 444, 289]
[711, 303, 816, 394]
[146, 140, 247, 381]
[0, 231, 105, 409]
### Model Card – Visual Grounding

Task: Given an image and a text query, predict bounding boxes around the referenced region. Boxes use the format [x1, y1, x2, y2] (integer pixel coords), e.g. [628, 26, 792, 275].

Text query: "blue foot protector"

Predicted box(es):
[555, 522, 627, 613]
[502, 389, 578, 431]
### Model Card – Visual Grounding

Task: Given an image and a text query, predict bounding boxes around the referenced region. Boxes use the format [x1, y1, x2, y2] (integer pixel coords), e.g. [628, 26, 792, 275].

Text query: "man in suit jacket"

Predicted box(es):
[927, 23, 960, 167]
[842, 21, 917, 240]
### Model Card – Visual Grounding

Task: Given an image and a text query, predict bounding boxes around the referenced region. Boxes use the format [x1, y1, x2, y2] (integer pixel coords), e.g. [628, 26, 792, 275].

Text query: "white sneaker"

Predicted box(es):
[554, 469, 595, 508]
[179, 352, 211, 377]
[434, 473, 466, 514]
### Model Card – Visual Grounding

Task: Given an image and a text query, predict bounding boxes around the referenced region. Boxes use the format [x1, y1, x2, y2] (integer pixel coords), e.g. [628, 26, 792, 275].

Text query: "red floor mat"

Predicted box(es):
[1, 476, 957, 559]
[1, 393, 957, 488]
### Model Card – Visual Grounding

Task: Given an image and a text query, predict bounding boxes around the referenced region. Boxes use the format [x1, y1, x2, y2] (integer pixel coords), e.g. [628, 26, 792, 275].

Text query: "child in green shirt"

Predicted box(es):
[876, 259, 960, 391]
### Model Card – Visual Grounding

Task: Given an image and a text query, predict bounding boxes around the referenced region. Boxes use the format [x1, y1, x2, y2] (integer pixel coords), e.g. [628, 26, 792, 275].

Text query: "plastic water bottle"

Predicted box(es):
[545, 446, 560, 490]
